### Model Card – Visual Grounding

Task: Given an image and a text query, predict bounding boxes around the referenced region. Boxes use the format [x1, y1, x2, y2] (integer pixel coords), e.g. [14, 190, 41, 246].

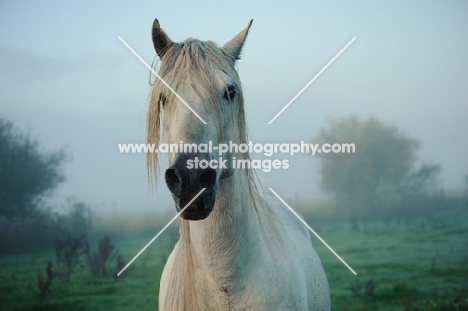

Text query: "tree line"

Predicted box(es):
[314, 116, 467, 220]
[1, 115, 467, 252]
[0, 117, 91, 253]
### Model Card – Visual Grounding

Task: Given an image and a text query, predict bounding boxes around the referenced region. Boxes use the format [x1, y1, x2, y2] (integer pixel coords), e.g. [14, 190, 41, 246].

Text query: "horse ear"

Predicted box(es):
[152, 18, 173, 58]
[223, 20, 253, 60]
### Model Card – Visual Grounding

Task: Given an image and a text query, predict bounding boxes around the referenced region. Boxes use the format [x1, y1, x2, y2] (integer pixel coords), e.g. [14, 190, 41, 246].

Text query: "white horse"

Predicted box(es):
[148, 18, 330, 310]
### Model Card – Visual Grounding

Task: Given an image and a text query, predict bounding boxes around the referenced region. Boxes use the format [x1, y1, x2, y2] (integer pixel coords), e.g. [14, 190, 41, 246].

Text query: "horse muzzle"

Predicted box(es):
[165, 153, 218, 220]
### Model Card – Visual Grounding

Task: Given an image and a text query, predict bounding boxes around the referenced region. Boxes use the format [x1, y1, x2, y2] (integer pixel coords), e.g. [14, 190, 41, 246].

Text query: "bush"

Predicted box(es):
[55, 235, 87, 282]
[0, 198, 93, 254]
[86, 235, 116, 277]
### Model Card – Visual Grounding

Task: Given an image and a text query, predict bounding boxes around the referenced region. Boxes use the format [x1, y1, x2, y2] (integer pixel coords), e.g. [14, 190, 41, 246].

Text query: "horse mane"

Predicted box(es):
[147, 38, 263, 205]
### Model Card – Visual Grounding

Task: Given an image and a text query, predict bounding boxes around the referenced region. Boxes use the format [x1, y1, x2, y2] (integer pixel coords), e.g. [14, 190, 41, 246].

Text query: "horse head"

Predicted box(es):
[148, 19, 253, 220]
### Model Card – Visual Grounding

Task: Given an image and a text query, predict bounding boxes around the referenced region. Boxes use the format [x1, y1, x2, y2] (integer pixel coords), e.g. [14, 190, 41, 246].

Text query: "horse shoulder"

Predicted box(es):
[264, 196, 331, 310]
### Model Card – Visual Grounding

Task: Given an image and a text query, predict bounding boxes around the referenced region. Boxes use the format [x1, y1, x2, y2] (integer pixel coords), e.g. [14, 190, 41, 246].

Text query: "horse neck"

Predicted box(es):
[178, 168, 270, 284]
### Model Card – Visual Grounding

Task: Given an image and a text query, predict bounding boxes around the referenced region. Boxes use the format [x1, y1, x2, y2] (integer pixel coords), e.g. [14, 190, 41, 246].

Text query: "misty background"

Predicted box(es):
[1, 0, 467, 216]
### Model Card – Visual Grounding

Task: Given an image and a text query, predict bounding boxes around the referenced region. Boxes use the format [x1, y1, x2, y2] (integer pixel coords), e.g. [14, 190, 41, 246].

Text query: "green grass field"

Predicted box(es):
[313, 210, 468, 310]
[1, 209, 467, 310]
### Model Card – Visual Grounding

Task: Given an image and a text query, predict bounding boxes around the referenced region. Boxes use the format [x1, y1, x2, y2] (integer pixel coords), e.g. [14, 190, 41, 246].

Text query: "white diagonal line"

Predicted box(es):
[117, 188, 206, 276]
[118, 36, 207, 125]
[268, 37, 356, 124]
[268, 188, 357, 275]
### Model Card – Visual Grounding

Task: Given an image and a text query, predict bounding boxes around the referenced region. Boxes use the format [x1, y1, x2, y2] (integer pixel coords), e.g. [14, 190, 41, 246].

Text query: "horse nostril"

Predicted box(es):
[199, 168, 217, 188]
[165, 168, 181, 196]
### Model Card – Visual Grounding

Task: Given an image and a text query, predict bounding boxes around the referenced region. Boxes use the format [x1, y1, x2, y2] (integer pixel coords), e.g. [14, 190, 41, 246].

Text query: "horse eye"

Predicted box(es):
[223, 85, 236, 101]
[159, 94, 166, 107]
